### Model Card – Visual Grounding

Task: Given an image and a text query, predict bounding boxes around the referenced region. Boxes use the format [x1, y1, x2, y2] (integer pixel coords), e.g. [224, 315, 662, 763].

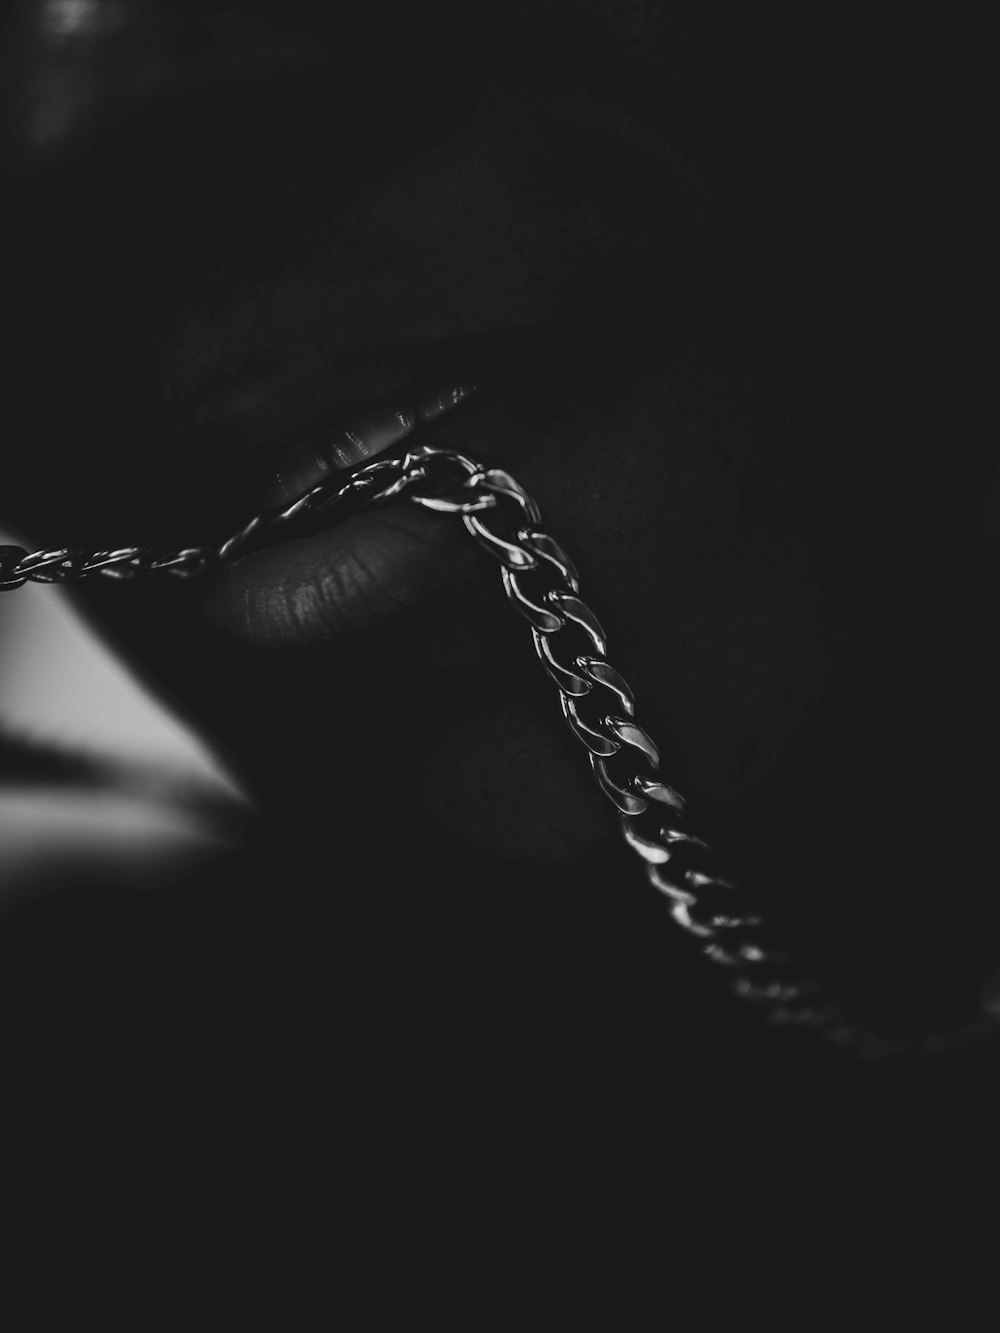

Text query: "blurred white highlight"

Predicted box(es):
[0, 525, 245, 894]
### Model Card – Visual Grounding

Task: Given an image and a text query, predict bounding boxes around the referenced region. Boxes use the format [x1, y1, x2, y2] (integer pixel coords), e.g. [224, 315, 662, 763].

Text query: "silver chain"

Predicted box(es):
[3, 443, 998, 1060]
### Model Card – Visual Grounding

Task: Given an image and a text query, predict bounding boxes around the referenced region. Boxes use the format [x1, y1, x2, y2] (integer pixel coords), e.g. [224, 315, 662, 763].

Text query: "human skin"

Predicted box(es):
[1, 0, 994, 901]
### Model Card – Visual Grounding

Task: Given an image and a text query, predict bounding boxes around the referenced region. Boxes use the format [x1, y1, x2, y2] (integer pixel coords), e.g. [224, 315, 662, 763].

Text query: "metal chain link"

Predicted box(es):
[0, 453, 430, 589]
[3, 443, 999, 1060]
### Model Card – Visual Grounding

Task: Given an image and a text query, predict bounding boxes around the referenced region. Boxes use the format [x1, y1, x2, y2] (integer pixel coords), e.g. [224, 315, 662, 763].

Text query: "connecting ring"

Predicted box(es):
[404, 445, 498, 515]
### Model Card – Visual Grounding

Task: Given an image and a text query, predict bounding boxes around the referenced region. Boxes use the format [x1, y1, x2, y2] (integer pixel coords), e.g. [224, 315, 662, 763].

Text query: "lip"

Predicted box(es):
[200, 382, 491, 650]
[256, 385, 478, 511]
[160, 326, 549, 548]
[195, 284, 678, 650]
[166, 285, 665, 538]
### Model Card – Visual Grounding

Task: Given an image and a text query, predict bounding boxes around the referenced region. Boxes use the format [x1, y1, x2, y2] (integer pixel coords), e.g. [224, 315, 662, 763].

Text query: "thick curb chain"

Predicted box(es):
[3, 444, 998, 1060]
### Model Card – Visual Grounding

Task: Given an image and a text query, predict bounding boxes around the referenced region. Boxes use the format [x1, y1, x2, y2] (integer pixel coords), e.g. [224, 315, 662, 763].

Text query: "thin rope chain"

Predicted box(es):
[3, 444, 998, 1060]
